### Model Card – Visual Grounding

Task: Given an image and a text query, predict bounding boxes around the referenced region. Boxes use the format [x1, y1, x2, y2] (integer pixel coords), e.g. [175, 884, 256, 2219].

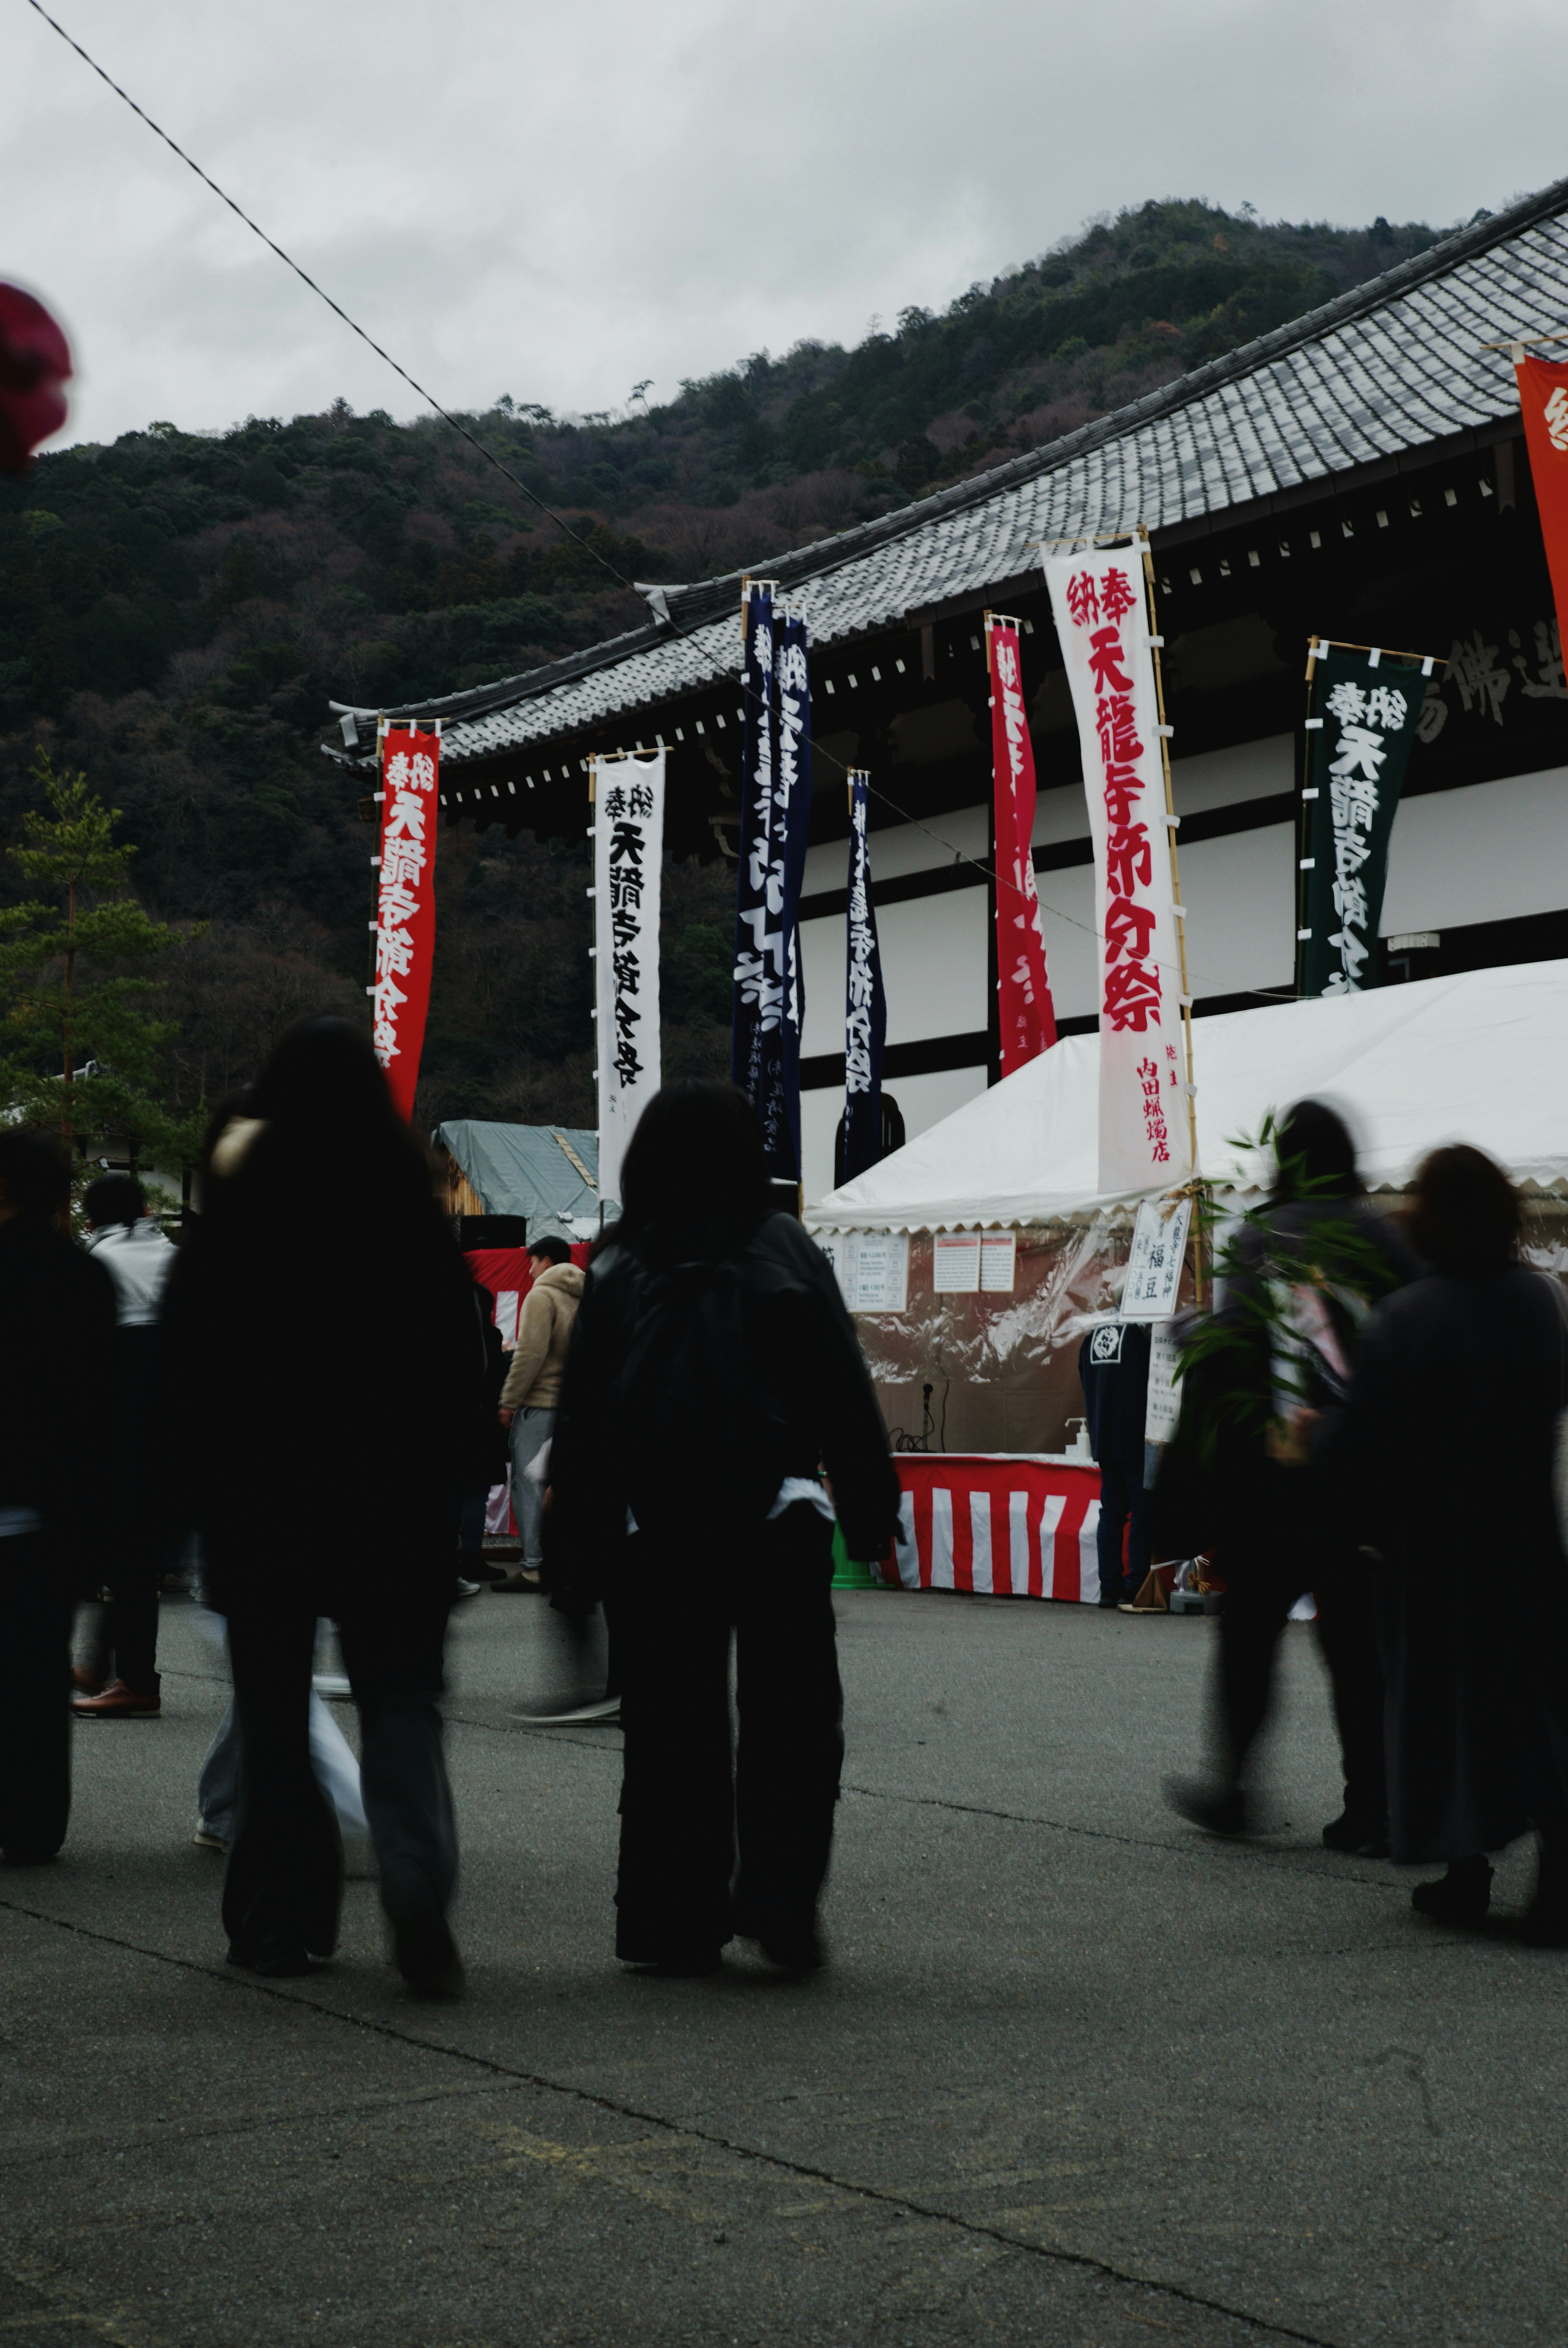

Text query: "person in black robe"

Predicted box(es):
[1332, 1145, 1568, 1941]
[0, 1130, 116, 1861]
[163, 1022, 491, 1989]
[545, 1079, 900, 1976]
[1159, 1099, 1420, 1851]
[1077, 1318, 1152, 1606]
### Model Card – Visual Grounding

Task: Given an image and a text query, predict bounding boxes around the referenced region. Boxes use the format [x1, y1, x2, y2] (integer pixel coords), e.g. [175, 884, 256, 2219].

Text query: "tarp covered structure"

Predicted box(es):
[806, 961, 1568, 1233]
[435, 1120, 599, 1235]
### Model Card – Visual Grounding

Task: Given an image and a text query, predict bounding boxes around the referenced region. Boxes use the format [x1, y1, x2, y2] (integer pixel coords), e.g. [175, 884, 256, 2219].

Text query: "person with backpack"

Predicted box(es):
[1159, 1100, 1419, 1854]
[545, 1079, 900, 1976]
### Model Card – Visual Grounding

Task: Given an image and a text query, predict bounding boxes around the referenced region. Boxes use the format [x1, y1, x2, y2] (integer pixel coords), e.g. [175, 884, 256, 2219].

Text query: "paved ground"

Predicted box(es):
[2, 1585, 1563, 2348]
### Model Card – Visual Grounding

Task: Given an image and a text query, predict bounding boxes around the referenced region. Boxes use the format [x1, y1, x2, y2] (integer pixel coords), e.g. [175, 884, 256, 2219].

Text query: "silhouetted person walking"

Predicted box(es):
[164, 1022, 490, 1990]
[1335, 1146, 1568, 1941]
[1162, 1100, 1419, 1851]
[547, 1080, 899, 1974]
[0, 1130, 116, 1862]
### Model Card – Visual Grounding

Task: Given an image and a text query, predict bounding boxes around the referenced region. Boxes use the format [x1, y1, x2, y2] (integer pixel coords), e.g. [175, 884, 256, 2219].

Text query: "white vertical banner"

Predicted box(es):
[592, 750, 664, 1207]
[1043, 547, 1194, 1194]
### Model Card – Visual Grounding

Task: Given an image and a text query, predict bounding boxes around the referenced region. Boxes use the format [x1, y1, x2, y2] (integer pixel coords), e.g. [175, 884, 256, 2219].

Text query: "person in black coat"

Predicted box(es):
[0, 1129, 117, 1861]
[546, 1079, 901, 1976]
[1160, 1099, 1420, 1852]
[1332, 1146, 1568, 1941]
[163, 1022, 491, 1990]
[1077, 1318, 1152, 1606]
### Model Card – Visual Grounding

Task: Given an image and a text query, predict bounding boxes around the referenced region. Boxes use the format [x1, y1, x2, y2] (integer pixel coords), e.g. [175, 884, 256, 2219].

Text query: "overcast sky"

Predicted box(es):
[11, 0, 1568, 452]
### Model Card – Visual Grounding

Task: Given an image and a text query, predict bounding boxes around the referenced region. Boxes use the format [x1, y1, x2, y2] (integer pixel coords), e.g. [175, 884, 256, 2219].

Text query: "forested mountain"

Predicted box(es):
[0, 197, 1453, 1135]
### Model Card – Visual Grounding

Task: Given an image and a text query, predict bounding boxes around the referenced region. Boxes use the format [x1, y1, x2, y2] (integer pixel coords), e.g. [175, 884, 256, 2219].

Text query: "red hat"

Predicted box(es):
[0, 284, 72, 474]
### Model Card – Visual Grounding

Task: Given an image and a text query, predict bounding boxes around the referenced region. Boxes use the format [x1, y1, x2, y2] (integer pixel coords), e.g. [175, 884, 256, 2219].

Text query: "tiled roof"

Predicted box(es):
[345, 178, 1568, 769]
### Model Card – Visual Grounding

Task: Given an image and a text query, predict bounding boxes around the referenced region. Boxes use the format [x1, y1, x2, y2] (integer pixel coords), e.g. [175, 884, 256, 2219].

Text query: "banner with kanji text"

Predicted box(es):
[730, 585, 813, 1179]
[593, 750, 664, 1207]
[1515, 354, 1568, 634]
[1298, 647, 1425, 995]
[371, 725, 439, 1120]
[987, 615, 1057, 1073]
[1043, 547, 1192, 1194]
[842, 769, 886, 1182]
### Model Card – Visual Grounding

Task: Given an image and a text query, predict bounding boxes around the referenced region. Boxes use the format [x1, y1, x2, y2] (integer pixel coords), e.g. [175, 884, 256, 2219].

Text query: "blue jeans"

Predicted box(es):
[1097, 1460, 1150, 1600]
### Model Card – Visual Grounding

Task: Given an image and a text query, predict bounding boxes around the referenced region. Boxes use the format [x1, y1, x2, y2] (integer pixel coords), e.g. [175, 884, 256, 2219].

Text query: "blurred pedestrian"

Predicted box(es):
[73, 1173, 176, 1719]
[163, 1021, 490, 1991]
[0, 1129, 116, 1862]
[494, 1233, 584, 1594]
[1161, 1100, 1419, 1852]
[454, 1267, 509, 1593]
[1078, 1317, 1152, 1607]
[546, 1079, 900, 1975]
[1334, 1146, 1568, 1941]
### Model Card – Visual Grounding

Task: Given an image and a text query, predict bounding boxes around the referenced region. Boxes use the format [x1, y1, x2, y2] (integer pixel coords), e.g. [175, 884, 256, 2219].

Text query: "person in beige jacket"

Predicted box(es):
[497, 1235, 585, 1585]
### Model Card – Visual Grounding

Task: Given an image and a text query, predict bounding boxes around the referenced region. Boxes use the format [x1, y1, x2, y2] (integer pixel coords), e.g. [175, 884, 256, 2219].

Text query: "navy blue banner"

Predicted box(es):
[774, 612, 813, 1178]
[730, 587, 813, 1180]
[842, 769, 886, 1183]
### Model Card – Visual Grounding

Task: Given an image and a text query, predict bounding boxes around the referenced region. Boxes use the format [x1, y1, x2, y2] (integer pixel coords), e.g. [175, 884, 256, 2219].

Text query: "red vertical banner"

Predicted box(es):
[371, 724, 439, 1120]
[1515, 355, 1568, 628]
[987, 615, 1057, 1074]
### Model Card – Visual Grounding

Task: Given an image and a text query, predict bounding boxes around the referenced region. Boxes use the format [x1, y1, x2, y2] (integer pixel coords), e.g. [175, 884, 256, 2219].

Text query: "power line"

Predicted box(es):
[22, 0, 1031, 906]
[21, 0, 636, 597]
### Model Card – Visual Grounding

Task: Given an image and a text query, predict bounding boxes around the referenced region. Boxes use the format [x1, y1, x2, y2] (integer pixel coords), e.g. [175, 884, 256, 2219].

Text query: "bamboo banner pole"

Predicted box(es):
[1306, 633, 1446, 680]
[1136, 526, 1196, 1179]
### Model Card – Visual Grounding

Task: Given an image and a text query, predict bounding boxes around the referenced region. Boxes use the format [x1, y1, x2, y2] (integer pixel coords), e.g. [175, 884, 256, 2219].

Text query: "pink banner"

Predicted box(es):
[987, 618, 1057, 1072]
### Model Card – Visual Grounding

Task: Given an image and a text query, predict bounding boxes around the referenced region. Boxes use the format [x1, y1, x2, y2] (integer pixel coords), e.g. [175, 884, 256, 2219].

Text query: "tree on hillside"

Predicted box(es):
[0, 751, 203, 1180]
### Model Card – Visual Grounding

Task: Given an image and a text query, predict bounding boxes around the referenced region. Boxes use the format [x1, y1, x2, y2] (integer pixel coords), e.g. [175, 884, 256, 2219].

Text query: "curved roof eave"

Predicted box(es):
[330, 177, 1568, 766]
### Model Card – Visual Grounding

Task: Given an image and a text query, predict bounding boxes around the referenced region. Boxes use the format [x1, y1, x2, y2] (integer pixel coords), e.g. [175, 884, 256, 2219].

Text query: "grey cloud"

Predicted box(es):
[9, 0, 1568, 449]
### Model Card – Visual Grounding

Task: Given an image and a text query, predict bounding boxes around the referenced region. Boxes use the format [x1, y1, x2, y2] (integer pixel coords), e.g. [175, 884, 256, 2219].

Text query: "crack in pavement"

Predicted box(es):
[0, 1892, 1342, 2348]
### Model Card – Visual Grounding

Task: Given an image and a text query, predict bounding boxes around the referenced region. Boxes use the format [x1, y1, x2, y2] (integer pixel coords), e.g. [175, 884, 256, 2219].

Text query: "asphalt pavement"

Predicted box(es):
[1, 1581, 1562, 2348]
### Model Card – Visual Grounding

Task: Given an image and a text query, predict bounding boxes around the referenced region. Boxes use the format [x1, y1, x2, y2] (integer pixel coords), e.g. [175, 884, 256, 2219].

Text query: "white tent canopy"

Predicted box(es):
[806, 960, 1568, 1232]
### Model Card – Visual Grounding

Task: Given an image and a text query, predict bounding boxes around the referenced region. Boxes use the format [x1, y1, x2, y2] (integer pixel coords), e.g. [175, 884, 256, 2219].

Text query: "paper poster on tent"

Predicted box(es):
[1145, 1318, 1184, 1441]
[593, 750, 664, 1207]
[933, 1232, 981, 1293]
[1042, 547, 1192, 1195]
[980, 1233, 1017, 1292]
[812, 1231, 909, 1313]
[849, 1233, 909, 1312]
[1120, 1194, 1191, 1320]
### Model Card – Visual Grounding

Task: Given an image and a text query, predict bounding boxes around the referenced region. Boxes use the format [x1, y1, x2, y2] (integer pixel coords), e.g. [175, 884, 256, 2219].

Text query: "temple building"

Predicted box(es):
[329, 179, 1568, 1202]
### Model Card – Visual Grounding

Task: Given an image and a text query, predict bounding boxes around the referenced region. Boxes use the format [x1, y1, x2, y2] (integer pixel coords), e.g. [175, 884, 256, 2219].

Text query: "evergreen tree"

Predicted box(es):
[0, 751, 203, 1176]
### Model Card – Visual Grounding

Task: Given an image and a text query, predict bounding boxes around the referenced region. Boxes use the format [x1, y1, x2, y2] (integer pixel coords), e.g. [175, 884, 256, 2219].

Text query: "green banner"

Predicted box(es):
[1297, 647, 1427, 996]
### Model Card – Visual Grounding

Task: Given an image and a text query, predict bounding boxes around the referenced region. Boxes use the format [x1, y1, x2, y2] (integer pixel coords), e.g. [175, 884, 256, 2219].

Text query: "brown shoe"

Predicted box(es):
[71, 1666, 107, 1696]
[72, 1679, 161, 1719]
